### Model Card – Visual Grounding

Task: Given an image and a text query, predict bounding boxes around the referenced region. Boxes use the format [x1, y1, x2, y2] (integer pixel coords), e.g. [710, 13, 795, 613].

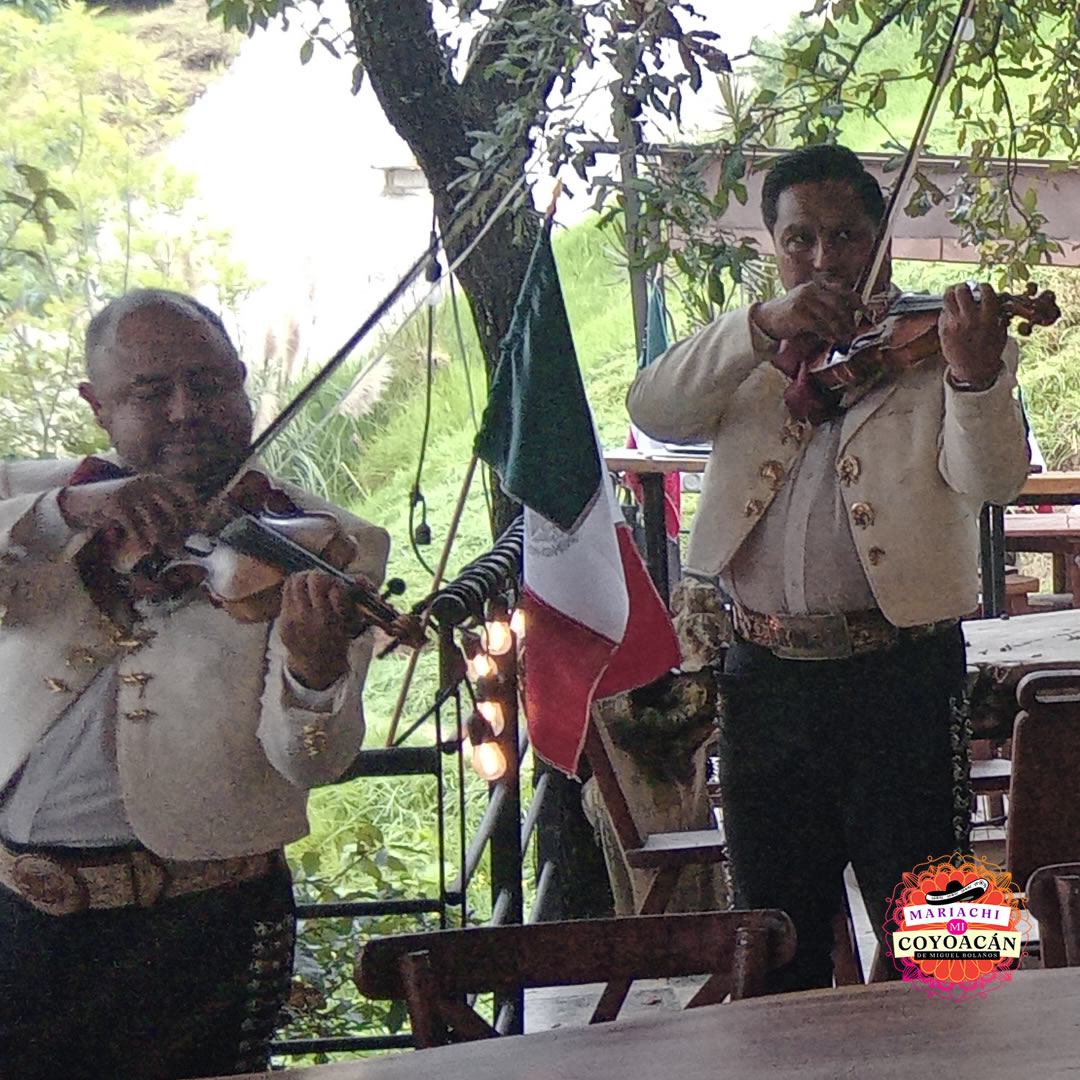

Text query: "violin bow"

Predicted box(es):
[233, 237, 440, 485]
[856, 0, 978, 306]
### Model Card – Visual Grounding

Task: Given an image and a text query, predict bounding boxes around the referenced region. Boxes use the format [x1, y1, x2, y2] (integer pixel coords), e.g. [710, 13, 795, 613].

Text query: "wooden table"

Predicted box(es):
[225, 968, 1080, 1079]
[1005, 510, 1080, 597]
[965, 608, 1080, 739]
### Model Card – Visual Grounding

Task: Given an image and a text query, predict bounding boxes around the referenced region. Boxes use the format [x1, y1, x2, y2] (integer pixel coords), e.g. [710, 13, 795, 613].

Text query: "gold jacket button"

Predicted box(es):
[837, 455, 861, 486]
[868, 546, 886, 565]
[781, 418, 808, 446]
[744, 498, 765, 518]
[759, 460, 786, 490]
[302, 723, 328, 758]
[119, 672, 153, 697]
[851, 502, 875, 529]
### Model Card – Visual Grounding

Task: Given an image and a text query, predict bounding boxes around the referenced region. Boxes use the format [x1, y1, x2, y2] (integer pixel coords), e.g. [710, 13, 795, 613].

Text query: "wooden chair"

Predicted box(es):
[1006, 671, 1080, 890]
[582, 718, 732, 1009]
[588, 713, 875, 988]
[582, 720, 727, 917]
[354, 909, 797, 1048]
[1027, 863, 1080, 968]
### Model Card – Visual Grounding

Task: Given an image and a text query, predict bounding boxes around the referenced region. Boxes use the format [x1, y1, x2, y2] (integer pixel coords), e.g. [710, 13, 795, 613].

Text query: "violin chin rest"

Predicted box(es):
[166, 542, 283, 603]
[257, 512, 340, 555]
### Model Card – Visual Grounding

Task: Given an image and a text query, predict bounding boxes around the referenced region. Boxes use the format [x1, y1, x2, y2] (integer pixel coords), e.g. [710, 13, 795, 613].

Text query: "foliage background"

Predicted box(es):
[5, 0, 1080, 1065]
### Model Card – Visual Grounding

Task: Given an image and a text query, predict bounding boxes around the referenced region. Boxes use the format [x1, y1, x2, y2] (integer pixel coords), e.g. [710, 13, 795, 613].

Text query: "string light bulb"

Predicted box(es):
[484, 620, 512, 656]
[510, 608, 526, 638]
[472, 739, 507, 781]
[476, 700, 505, 737]
[466, 652, 495, 681]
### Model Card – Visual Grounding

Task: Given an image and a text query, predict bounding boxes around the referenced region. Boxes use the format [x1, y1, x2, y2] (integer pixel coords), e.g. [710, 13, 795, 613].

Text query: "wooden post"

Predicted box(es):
[611, 71, 648, 360]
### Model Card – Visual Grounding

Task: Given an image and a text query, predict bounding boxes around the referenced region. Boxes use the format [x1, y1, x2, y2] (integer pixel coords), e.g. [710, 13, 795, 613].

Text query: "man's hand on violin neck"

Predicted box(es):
[279, 570, 366, 691]
[58, 474, 200, 556]
[939, 282, 1007, 390]
[751, 281, 865, 345]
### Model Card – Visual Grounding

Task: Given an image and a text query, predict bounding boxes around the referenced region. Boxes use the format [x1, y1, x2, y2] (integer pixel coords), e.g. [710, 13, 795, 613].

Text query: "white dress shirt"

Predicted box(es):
[721, 417, 877, 616]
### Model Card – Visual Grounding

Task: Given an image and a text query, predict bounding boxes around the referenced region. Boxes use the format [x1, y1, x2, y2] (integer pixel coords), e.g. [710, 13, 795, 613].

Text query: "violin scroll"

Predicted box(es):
[1001, 281, 1060, 337]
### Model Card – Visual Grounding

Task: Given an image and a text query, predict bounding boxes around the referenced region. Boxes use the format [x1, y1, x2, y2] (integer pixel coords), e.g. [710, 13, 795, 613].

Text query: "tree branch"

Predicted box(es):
[466, 0, 569, 93]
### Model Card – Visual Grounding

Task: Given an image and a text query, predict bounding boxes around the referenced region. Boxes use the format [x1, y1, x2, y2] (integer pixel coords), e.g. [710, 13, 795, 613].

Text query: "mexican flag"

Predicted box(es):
[474, 221, 682, 774]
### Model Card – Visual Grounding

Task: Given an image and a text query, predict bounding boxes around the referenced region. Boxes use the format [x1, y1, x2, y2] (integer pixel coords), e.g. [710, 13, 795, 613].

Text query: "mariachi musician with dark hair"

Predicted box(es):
[628, 144, 1031, 993]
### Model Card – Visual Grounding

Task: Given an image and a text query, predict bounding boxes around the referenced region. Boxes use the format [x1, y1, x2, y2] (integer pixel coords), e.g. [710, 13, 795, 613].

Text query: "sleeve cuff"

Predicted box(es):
[748, 304, 781, 355]
[283, 664, 345, 709]
[11, 489, 92, 559]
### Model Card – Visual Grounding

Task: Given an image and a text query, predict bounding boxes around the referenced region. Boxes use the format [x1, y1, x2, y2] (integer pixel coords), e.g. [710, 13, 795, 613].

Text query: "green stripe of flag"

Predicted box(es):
[474, 221, 601, 533]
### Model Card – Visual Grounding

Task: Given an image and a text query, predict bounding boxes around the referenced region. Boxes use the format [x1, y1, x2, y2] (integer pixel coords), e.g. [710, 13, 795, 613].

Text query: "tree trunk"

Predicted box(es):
[347, 0, 611, 907]
[347, 0, 553, 534]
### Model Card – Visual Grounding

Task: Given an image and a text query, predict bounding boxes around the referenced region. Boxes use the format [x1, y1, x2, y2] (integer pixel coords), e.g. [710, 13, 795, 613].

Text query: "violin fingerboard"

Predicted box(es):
[219, 515, 352, 582]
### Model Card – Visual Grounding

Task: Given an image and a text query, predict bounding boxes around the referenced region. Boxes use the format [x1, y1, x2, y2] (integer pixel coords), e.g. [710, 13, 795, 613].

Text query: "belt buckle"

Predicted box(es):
[11, 854, 89, 916]
[768, 612, 853, 661]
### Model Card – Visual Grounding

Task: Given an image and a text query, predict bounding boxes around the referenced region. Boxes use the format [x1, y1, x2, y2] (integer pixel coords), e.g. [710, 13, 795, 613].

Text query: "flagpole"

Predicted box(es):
[385, 454, 479, 746]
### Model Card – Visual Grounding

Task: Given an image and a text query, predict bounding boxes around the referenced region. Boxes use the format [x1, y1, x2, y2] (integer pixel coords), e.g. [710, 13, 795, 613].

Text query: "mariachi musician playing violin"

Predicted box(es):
[629, 144, 1036, 993]
[0, 288, 389, 1079]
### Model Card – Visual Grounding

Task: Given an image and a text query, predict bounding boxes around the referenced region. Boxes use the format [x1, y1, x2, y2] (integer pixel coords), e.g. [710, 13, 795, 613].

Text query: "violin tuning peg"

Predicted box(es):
[1018, 321, 1033, 337]
[382, 577, 407, 599]
[1026, 281, 1038, 296]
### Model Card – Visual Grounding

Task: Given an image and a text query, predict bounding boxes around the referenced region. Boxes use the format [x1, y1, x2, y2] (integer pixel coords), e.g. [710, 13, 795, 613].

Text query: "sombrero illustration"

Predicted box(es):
[924, 878, 990, 905]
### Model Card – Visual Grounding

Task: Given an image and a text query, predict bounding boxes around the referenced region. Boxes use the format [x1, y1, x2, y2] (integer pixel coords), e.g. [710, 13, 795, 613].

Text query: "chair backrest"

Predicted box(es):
[1007, 670, 1080, 887]
[1026, 863, 1080, 968]
[355, 909, 796, 1047]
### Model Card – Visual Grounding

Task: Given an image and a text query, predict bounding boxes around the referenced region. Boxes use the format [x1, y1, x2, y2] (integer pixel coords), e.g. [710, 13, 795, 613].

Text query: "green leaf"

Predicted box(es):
[706, 272, 725, 308]
[14, 164, 48, 193]
[299, 38, 314, 65]
[44, 187, 75, 211]
[721, 148, 746, 186]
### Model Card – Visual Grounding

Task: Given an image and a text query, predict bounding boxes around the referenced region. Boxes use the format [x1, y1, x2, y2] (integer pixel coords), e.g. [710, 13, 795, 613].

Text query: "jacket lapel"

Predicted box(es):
[839, 377, 901, 453]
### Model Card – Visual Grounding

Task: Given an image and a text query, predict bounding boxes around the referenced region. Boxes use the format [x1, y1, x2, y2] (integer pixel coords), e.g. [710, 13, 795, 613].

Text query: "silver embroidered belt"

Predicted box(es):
[731, 602, 958, 661]
[0, 839, 272, 916]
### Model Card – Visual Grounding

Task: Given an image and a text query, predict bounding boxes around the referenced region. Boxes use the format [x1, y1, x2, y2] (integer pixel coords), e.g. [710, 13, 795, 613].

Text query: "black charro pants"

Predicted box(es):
[718, 624, 970, 994]
[0, 851, 295, 1080]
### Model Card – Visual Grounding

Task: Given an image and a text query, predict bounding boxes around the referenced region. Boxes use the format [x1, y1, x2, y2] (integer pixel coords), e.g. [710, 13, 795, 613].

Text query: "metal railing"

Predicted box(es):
[272, 516, 557, 1058]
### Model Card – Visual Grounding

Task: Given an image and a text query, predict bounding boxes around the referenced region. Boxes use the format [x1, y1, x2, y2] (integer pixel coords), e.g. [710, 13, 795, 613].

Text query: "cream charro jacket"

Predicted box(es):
[0, 458, 390, 860]
[627, 308, 1031, 628]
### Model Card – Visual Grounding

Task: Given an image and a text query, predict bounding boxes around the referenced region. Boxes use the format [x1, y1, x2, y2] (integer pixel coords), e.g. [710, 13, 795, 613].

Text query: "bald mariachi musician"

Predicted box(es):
[0, 289, 389, 1078]
[628, 145, 1030, 993]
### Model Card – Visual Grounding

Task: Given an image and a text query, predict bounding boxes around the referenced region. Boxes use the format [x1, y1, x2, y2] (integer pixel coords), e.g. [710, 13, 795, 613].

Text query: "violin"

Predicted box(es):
[804, 281, 1062, 392]
[108, 470, 426, 652]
